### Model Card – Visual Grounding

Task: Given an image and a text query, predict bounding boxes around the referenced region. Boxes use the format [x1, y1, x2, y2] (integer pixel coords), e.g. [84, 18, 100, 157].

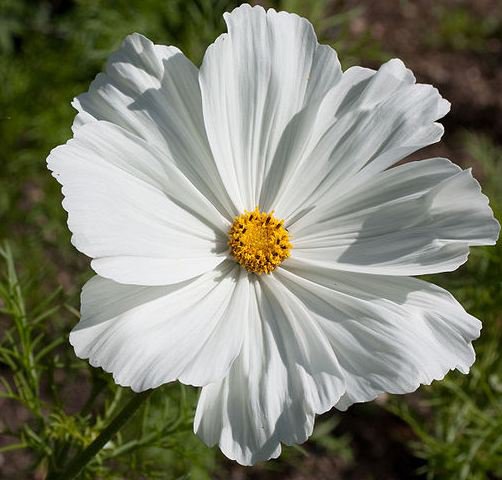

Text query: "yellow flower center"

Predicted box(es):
[228, 207, 292, 274]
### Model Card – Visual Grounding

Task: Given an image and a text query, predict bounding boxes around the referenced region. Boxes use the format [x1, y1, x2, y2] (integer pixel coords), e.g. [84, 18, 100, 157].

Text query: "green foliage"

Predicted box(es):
[427, 5, 502, 53]
[463, 131, 502, 206]
[0, 243, 215, 479]
[310, 416, 353, 463]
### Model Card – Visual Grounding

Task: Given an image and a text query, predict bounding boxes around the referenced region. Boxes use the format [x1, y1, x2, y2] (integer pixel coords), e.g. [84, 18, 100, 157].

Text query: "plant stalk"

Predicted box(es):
[47, 390, 152, 480]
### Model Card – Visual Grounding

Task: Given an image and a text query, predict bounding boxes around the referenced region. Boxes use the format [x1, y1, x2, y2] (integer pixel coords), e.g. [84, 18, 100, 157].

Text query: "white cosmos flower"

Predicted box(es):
[47, 4, 499, 466]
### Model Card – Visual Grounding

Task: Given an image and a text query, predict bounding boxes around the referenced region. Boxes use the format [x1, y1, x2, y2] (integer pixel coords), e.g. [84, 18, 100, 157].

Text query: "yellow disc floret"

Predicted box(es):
[228, 207, 292, 274]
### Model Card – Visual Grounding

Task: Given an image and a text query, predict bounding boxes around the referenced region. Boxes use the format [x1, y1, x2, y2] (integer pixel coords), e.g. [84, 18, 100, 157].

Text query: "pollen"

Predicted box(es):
[228, 207, 292, 274]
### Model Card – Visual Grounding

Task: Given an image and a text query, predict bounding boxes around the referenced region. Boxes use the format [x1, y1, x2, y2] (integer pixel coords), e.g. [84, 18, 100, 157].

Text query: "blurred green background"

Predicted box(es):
[0, 0, 501, 479]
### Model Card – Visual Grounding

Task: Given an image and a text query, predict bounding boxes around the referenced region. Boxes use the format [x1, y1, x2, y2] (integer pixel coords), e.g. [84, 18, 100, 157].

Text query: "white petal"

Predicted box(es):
[290, 158, 500, 275]
[70, 262, 249, 391]
[267, 59, 450, 220]
[194, 275, 344, 465]
[277, 266, 482, 410]
[48, 121, 228, 285]
[73, 32, 236, 218]
[199, 4, 342, 210]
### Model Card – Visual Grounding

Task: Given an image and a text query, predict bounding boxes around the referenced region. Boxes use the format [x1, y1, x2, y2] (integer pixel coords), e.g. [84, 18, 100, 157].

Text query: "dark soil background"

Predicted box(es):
[347, 0, 502, 168]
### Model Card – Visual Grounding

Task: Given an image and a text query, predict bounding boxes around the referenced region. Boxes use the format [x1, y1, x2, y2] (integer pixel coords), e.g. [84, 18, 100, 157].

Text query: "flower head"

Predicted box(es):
[47, 4, 500, 465]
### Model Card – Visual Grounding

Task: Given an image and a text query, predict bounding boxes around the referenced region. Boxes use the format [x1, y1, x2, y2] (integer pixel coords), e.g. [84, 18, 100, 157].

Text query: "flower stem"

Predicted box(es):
[48, 390, 152, 480]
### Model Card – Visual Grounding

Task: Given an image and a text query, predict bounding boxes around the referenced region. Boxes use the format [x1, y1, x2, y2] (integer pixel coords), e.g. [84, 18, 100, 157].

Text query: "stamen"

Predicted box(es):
[228, 207, 292, 274]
